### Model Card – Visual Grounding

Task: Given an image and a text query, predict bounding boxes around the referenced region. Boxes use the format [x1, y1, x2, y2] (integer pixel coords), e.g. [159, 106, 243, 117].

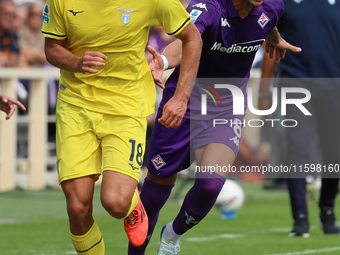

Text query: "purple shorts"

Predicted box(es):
[147, 106, 244, 177]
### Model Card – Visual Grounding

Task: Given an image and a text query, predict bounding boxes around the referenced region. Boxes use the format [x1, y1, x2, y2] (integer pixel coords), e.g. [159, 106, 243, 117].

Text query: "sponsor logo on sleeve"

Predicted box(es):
[189, 9, 203, 23]
[42, 4, 50, 23]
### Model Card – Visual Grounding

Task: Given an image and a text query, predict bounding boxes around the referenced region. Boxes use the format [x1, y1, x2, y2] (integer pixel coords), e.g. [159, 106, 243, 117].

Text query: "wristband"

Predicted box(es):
[160, 55, 169, 71]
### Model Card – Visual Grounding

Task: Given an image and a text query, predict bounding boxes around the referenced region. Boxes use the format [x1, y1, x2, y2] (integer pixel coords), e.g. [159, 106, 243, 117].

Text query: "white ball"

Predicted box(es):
[215, 179, 245, 213]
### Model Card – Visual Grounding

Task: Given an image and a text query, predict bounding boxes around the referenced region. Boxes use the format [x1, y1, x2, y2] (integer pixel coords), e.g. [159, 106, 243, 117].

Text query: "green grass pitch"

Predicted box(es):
[0, 180, 339, 255]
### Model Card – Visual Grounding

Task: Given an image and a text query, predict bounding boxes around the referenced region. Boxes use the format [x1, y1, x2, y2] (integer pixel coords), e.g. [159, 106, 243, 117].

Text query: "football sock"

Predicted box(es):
[70, 219, 105, 255]
[128, 178, 174, 254]
[125, 188, 139, 218]
[172, 171, 225, 235]
[163, 221, 183, 242]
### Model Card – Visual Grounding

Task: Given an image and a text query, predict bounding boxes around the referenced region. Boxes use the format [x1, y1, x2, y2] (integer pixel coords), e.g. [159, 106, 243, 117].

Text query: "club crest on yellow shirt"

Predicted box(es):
[116, 8, 138, 24]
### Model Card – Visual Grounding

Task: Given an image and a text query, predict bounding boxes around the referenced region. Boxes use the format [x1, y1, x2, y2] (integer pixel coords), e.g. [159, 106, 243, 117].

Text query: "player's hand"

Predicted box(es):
[147, 45, 165, 89]
[0, 93, 26, 120]
[158, 95, 187, 128]
[80, 51, 107, 73]
[265, 27, 302, 62]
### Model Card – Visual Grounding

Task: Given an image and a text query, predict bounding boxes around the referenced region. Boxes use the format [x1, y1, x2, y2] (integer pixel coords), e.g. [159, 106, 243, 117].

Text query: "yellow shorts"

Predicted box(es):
[56, 100, 147, 184]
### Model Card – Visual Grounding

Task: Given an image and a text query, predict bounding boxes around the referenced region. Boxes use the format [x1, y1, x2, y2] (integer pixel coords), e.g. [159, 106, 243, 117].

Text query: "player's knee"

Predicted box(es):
[194, 174, 225, 199]
[67, 200, 92, 219]
[101, 195, 129, 219]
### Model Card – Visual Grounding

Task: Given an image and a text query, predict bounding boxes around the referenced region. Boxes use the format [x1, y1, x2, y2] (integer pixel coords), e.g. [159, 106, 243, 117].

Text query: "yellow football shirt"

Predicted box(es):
[42, 0, 191, 117]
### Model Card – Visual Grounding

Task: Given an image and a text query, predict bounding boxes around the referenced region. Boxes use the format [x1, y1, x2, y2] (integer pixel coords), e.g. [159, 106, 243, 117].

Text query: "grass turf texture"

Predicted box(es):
[0, 180, 339, 255]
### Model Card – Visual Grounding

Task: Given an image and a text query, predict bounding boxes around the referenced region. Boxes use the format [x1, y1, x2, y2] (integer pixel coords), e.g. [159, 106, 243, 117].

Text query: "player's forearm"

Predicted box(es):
[161, 39, 182, 69]
[44, 38, 82, 72]
[173, 23, 202, 100]
[260, 48, 277, 93]
[175, 39, 202, 100]
[261, 48, 277, 79]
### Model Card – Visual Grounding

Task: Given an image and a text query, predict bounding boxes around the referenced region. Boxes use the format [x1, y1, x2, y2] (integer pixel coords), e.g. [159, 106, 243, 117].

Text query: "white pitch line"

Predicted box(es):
[184, 223, 339, 243]
[0, 218, 23, 224]
[265, 246, 340, 255]
[65, 251, 77, 254]
[186, 233, 244, 242]
[185, 227, 291, 242]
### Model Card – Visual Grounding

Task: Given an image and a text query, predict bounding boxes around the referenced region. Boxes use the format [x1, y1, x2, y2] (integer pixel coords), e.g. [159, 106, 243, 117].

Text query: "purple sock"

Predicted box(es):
[128, 178, 174, 255]
[172, 172, 225, 235]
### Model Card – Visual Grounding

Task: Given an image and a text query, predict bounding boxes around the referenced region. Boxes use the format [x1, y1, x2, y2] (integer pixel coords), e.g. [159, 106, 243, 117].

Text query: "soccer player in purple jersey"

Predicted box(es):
[128, 0, 301, 254]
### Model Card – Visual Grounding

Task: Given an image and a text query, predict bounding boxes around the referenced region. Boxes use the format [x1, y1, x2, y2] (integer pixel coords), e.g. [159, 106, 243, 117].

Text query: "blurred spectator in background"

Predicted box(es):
[11, 5, 27, 35]
[18, 2, 46, 67]
[260, 0, 340, 238]
[12, 0, 37, 10]
[0, 0, 20, 67]
[0, 0, 28, 111]
[16, 1, 58, 152]
[0, 0, 29, 103]
[17, 2, 58, 115]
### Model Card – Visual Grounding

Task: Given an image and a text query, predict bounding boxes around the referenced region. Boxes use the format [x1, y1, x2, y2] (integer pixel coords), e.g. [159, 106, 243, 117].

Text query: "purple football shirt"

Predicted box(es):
[161, 0, 284, 118]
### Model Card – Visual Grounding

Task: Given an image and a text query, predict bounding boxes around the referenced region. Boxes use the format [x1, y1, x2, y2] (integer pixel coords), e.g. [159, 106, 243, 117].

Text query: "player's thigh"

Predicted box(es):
[192, 117, 240, 177]
[100, 115, 147, 183]
[195, 143, 235, 178]
[56, 101, 102, 184]
[192, 116, 241, 160]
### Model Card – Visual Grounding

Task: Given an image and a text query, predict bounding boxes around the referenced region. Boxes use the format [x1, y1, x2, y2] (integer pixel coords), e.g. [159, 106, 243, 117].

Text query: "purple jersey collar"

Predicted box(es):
[226, 0, 262, 18]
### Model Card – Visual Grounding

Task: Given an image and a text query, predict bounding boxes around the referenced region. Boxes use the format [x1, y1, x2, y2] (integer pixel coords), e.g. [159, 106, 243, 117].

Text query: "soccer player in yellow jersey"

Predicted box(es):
[41, 0, 202, 254]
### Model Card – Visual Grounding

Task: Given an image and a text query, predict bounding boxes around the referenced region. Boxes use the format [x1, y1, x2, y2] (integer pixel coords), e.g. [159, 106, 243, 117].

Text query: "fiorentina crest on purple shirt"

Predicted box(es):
[151, 155, 166, 170]
[257, 12, 270, 29]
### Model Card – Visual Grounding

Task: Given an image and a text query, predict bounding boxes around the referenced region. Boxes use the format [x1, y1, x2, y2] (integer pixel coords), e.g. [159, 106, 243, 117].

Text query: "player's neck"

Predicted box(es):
[232, 0, 254, 19]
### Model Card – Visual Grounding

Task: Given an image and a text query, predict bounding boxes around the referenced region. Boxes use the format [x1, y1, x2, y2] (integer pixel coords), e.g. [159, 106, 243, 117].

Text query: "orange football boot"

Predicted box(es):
[124, 189, 149, 247]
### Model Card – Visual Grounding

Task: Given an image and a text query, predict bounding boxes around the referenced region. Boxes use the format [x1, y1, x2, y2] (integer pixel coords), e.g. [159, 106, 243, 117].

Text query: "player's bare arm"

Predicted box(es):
[158, 22, 202, 129]
[265, 27, 302, 62]
[44, 38, 107, 73]
[258, 49, 277, 111]
[161, 39, 183, 69]
[146, 45, 166, 89]
[0, 93, 26, 120]
[147, 39, 182, 89]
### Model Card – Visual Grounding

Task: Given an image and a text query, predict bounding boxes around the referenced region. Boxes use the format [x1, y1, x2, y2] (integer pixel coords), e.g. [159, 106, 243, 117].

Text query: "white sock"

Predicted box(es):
[164, 221, 183, 243]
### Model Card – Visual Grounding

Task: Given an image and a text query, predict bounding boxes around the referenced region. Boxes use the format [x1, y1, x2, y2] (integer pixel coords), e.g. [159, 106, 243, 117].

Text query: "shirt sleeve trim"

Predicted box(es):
[41, 30, 67, 38]
[167, 17, 191, 36]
